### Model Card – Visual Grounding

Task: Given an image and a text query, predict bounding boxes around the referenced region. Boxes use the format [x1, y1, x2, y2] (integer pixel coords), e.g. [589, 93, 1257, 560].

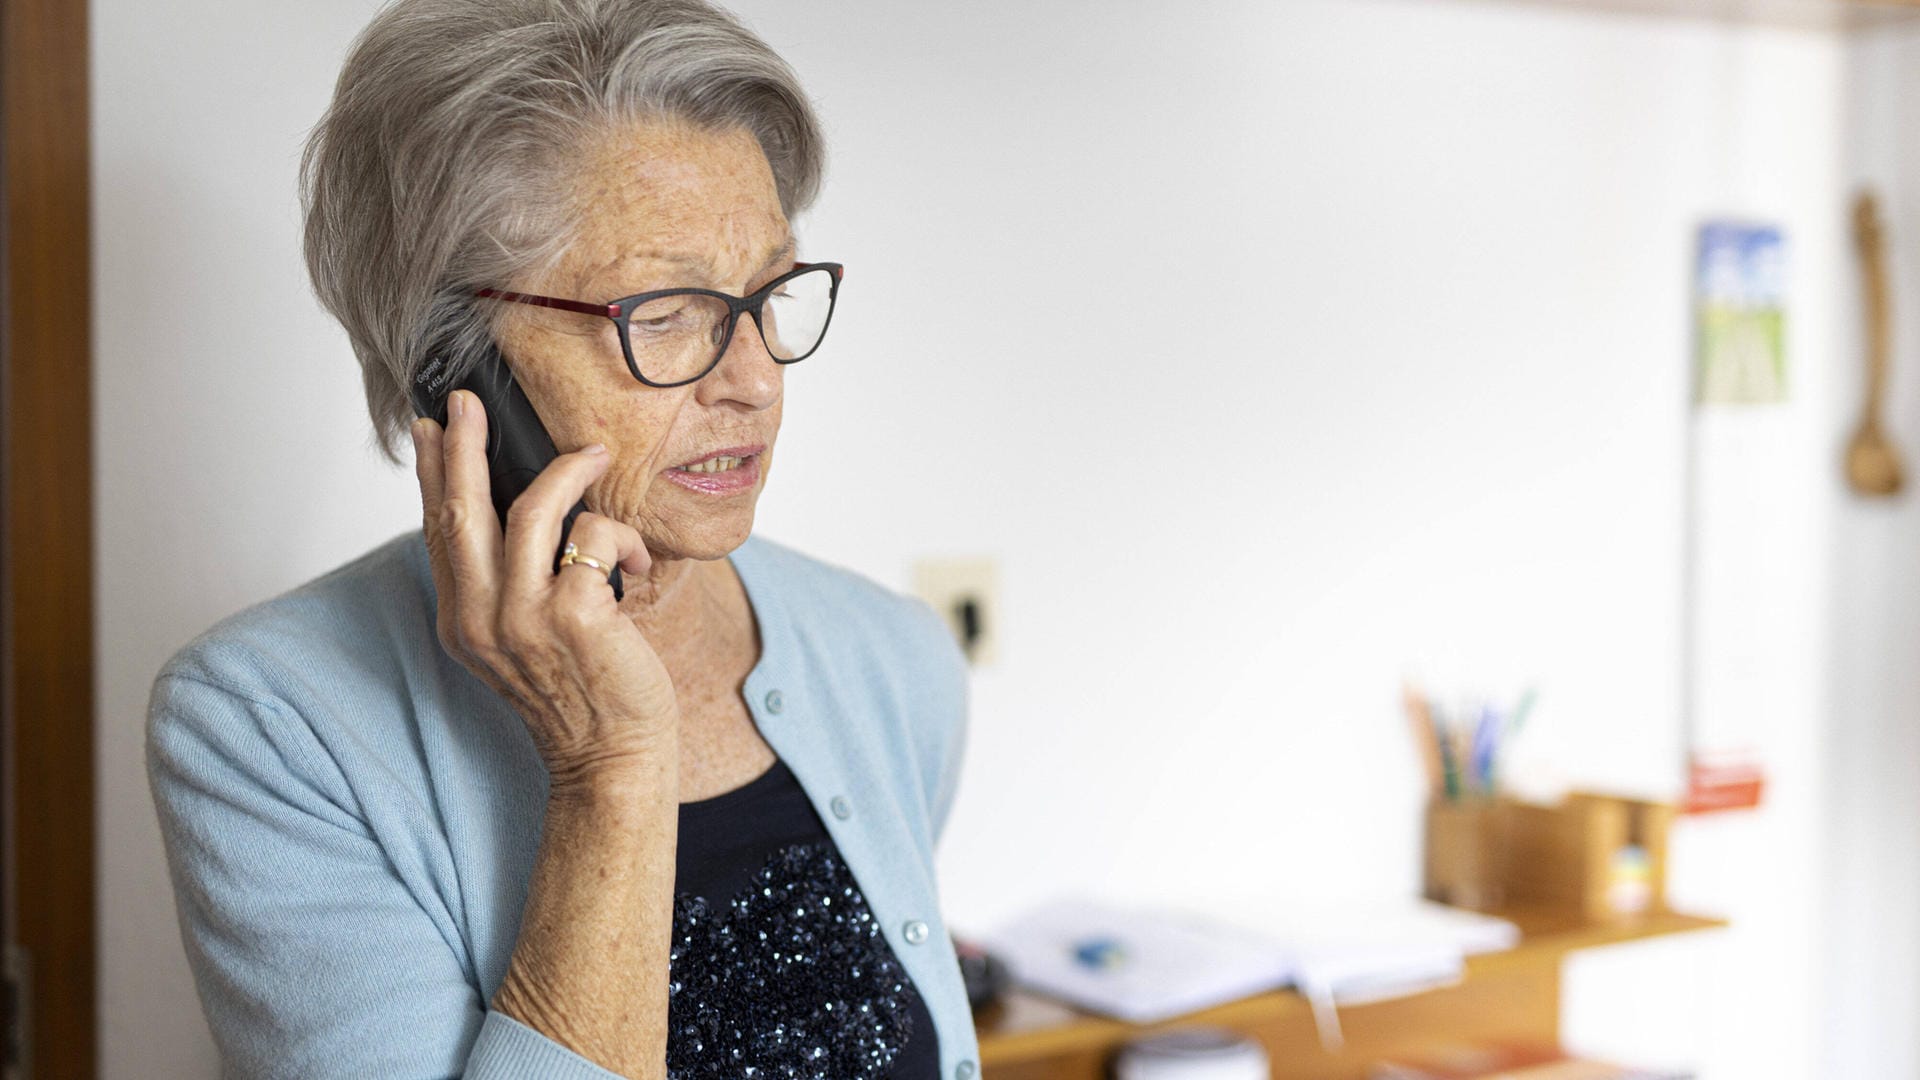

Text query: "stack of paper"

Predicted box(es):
[1226, 894, 1520, 1000]
[979, 896, 1295, 1024]
[1227, 897, 1520, 1049]
[981, 893, 1521, 1047]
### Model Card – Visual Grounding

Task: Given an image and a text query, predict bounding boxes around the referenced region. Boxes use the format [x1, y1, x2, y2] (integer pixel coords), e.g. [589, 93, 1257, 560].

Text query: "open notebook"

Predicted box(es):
[982, 895, 1520, 1050]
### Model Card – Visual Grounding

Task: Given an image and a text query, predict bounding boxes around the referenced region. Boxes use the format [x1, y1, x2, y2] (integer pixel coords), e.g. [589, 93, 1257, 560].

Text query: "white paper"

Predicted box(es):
[981, 894, 1520, 1027]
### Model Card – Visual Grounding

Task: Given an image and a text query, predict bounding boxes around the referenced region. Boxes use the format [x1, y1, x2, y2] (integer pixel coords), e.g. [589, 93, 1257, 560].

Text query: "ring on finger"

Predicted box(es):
[556, 541, 616, 585]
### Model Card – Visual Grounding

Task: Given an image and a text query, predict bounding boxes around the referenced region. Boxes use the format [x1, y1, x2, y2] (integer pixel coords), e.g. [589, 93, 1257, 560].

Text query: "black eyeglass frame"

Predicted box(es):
[474, 260, 845, 388]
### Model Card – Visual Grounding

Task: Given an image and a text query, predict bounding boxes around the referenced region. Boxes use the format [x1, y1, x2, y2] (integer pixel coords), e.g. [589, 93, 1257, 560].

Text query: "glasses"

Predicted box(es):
[475, 260, 844, 388]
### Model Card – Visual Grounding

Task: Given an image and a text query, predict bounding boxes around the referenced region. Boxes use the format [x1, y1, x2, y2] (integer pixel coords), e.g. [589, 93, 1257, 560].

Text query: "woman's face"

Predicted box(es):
[492, 117, 792, 564]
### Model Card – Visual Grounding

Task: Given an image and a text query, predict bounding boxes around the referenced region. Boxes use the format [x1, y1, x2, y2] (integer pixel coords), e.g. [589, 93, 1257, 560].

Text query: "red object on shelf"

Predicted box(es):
[1681, 753, 1765, 815]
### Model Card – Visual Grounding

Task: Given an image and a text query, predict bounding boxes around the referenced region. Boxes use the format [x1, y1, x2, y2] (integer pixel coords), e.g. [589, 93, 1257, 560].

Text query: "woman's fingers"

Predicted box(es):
[413, 417, 446, 511]
[412, 413, 464, 638]
[424, 387, 653, 650]
[500, 441, 619, 599]
[411, 418, 454, 611]
[550, 512, 651, 611]
[437, 389, 506, 648]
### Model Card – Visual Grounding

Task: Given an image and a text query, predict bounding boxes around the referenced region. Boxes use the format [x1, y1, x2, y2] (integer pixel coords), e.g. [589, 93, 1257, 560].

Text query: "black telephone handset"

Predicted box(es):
[411, 341, 625, 602]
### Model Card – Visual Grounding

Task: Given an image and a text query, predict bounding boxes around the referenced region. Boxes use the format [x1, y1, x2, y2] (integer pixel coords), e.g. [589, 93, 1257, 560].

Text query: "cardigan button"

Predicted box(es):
[955, 1060, 976, 1080]
[830, 795, 852, 820]
[763, 689, 784, 714]
[903, 919, 930, 945]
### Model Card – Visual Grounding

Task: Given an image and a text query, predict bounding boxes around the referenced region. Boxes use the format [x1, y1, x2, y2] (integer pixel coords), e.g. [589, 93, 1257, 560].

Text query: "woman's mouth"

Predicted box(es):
[664, 451, 762, 494]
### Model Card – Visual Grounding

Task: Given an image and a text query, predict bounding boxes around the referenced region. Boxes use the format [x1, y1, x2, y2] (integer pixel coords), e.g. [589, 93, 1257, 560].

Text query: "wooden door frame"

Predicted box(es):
[3, 0, 97, 1075]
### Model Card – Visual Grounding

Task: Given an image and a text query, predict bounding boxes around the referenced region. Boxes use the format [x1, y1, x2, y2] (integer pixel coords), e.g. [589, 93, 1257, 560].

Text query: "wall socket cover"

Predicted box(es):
[912, 556, 998, 666]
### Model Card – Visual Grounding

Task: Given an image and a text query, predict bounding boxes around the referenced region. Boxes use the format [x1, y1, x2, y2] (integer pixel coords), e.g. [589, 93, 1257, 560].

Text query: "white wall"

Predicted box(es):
[1824, 25, 1920, 1080]
[94, 3, 431, 1074]
[93, 1, 1888, 1077]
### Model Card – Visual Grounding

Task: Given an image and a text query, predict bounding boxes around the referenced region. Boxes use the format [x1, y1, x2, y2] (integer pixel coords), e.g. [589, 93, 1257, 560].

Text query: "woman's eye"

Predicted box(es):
[631, 302, 693, 333]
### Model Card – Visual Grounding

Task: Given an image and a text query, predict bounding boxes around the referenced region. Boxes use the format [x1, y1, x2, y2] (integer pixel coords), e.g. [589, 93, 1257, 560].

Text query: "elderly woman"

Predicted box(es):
[144, 2, 975, 1078]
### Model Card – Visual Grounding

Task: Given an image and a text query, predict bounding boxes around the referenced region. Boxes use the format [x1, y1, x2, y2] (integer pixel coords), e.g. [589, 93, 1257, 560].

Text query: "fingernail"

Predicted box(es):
[409, 418, 426, 449]
[581, 442, 607, 455]
[450, 391, 466, 420]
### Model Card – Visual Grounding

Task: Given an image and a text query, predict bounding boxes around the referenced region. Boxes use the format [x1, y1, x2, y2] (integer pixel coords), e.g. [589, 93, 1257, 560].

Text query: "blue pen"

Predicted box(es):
[1471, 699, 1499, 796]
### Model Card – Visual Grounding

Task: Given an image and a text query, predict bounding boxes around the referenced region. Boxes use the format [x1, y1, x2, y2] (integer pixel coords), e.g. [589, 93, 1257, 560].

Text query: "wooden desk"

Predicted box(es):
[976, 906, 1728, 1080]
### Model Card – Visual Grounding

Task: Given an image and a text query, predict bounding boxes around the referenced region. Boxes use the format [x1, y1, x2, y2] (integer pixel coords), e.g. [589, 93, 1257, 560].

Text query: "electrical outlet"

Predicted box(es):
[912, 556, 998, 666]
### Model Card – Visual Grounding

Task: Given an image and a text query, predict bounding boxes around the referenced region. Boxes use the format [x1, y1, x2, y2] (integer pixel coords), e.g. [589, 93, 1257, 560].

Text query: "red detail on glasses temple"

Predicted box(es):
[474, 287, 619, 319]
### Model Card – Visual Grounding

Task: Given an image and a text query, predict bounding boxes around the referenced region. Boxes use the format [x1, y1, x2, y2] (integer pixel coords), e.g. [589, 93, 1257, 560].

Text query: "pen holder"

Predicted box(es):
[1422, 796, 1513, 912]
[1423, 792, 1674, 921]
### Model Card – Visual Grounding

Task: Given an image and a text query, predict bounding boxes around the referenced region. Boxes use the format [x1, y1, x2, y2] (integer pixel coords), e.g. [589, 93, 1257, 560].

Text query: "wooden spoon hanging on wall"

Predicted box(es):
[1848, 190, 1905, 497]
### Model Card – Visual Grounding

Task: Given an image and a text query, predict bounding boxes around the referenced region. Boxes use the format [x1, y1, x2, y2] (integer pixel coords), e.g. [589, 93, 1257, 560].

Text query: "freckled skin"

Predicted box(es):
[488, 118, 788, 793]
[491, 118, 788, 624]
[422, 119, 810, 1069]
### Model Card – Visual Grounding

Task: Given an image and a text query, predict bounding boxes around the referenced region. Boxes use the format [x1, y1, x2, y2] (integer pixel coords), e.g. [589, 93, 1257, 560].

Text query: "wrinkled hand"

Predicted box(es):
[412, 388, 679, 792]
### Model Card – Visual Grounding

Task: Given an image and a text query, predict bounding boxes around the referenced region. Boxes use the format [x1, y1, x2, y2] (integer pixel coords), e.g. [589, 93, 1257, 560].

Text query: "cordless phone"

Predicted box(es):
[411, 341, 625, 601]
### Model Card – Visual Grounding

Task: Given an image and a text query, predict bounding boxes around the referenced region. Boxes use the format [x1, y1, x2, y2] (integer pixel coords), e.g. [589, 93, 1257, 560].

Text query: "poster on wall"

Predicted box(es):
[1694, 221, 1788, 405]
[1681, 219, 1786, 815]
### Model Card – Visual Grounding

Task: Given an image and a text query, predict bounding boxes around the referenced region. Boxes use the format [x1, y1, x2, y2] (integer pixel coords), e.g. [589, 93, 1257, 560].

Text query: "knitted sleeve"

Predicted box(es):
[145, 669, 628, 1080]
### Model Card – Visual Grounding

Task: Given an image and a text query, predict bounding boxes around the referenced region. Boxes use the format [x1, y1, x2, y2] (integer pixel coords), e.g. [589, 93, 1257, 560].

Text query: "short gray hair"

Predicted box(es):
[300, 0, 825, 466]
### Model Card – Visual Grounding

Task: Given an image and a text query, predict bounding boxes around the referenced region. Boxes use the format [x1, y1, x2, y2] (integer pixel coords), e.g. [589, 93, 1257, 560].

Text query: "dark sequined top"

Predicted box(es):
[670, 755, 939, 1080]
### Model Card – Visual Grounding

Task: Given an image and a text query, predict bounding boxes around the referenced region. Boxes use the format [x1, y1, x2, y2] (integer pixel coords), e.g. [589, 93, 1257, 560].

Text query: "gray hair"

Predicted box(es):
[300, 0, 825, 466]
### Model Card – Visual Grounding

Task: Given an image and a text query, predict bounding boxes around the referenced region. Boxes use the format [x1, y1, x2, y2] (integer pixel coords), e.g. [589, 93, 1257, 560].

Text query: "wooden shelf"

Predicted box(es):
[976, 905, 1728, 1080]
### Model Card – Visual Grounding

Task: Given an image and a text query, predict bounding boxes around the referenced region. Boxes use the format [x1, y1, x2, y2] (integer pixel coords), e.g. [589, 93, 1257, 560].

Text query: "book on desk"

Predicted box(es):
[981, 893, 1522, 1050]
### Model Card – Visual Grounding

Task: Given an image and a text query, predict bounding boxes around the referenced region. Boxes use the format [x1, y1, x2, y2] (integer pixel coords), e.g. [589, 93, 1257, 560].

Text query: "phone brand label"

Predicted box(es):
[415, 355, 452, 398]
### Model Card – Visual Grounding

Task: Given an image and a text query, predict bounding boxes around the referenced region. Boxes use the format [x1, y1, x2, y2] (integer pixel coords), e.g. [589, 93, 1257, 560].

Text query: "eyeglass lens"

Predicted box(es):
[625, 266, 835, 384]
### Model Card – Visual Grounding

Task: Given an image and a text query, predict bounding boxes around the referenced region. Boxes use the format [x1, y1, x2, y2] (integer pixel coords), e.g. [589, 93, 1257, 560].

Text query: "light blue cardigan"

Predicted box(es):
[146, 529, 980, 1080]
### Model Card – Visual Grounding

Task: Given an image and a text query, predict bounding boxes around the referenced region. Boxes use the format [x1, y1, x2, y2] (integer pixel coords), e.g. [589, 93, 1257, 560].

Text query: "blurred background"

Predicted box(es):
[5, 0, 1919, 1076]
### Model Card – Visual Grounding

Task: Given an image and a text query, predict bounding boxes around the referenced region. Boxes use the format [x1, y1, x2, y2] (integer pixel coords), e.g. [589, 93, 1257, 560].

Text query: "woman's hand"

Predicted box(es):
[412, 387, 679, 795]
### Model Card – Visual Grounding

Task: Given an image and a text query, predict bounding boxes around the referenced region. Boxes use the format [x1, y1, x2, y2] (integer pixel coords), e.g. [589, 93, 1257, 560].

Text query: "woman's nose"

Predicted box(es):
[696, 309, 781, 409]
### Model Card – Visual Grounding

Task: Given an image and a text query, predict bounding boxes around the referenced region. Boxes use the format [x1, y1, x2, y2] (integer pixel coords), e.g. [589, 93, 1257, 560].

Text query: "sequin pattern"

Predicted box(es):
[667, 840, 920, 1079]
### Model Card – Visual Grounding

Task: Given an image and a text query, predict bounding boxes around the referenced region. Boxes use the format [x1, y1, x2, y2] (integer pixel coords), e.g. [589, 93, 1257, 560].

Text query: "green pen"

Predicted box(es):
[1508, 687, 1538, 739]
[1435, 709, 1461, 801]
[1488, 686, 1538, 795]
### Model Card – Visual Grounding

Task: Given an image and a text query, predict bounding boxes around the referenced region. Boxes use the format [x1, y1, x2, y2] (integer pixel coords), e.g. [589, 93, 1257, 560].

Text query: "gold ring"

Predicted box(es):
[557, 541, 615, 582]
